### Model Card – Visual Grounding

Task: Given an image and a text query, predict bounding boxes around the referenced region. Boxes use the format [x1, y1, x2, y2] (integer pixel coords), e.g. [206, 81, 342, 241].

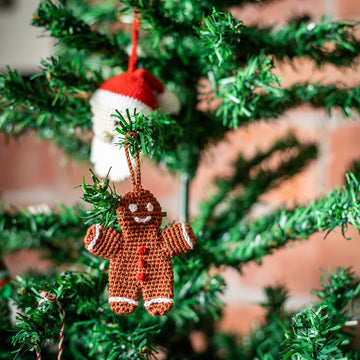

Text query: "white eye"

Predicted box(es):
[147, 203, 154, 212]
[129, 204, 137, 212]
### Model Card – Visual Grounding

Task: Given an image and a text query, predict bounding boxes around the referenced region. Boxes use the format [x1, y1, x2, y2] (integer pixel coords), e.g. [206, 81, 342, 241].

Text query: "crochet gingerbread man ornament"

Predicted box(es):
[83, 136, 195, 316]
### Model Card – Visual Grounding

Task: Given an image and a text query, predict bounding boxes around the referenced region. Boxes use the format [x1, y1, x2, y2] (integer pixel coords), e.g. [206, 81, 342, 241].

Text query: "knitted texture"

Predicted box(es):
[89, 14, 180, 181]
[95, 68, 164, 111]
[90, 69, 160, 144]
[83, 188, 195, 316]
[89, 68, 180, 181]
[85, 134, 195, 316]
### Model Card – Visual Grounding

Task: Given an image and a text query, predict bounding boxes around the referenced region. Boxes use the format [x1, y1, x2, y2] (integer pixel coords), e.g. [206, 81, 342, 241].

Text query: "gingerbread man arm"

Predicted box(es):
[160, 223, 195, 258]
[84, 224, 122, 259]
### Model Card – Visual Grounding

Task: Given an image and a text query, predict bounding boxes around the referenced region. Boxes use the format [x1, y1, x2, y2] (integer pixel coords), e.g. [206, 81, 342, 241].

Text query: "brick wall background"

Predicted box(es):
[1, 0, 360, 335]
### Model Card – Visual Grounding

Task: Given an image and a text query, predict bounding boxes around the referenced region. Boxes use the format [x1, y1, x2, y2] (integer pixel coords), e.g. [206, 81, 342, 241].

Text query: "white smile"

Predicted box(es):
[134, 216, 152, 223]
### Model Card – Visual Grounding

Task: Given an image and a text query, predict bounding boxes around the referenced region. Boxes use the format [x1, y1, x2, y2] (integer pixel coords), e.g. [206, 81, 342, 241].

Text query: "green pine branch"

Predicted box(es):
[10, 250, 225, 359]
[282, 268, 360, 360]
[231, 285, 291, 360]
[79, 169, 122, 229]
[66, 0, 121, 26]
[195, 135, 317, 265]
[121, 0, 215, 37]
[37, 56, 103, 92]
[283, 306, 349, 359]
[212, 267, 360, 359]
[217, 76, 360, 128]
[198, 10, 360, 128]
[313, 267, 360, 322]
[0, 67, 91, 137]
[11, 266, 117, 359]
[33, 0, 128, 68]
[222, 172, 360, 269]
[196, 135, 317, 229]
[0, 56, 96, 160]
[0, 202, 87, 262]
[198, 10, 360, 68]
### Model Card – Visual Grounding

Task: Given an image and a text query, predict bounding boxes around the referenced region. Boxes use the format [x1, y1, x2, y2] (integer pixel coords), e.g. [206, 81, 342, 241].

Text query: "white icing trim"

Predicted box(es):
[134, 216, 152, 223]
[181, 223, 193, 249]
[129, 203, 137, 212]
[144, 298, 174, 308]
[87, 224, 101, 251]
[108, 297, 138, 306]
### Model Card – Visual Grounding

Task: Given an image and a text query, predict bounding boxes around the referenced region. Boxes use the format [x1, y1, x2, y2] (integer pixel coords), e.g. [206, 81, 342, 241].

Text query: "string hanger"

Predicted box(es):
[128, 12, 140, 73]
[124, 132, 142, 191]
[124, 14, 142, 190]
[35, 291, 65, 360]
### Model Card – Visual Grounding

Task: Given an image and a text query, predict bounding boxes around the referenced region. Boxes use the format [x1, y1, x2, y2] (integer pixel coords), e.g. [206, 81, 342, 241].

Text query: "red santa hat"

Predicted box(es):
[91, 68, 167, 114]
[91, 68, 181, 116]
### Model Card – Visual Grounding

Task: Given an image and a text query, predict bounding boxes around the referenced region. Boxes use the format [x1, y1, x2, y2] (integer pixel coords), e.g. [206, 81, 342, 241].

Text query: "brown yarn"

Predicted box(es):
[83, 133, 196, 316]
[124, 132, 141, 190]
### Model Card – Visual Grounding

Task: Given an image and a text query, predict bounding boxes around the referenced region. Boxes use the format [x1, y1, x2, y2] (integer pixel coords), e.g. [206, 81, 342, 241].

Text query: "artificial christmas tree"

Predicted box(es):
[1, 0, 360, 359]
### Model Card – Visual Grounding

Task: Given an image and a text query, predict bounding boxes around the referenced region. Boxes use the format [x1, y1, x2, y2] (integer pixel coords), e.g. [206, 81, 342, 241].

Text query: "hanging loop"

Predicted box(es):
[128, 12, 140, 73]
[124, 132, 142, 190]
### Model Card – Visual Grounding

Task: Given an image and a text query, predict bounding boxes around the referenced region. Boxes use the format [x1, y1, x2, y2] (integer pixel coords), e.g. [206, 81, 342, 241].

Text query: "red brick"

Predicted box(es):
[328, 123, 360, 188]
[224, 226, 360, 300]
[230, 0, 324, 26]
[0, 133, 57, 190]
[337, 0, 360, 18]
[217, 303, 266, 334]
[4, 249, 53, 277]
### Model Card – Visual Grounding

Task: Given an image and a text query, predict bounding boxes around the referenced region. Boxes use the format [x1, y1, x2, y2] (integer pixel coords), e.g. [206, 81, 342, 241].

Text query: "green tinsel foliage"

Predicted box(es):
[0, 274, 13, 360]
[113, 109, 183, 157]
[282, 267, 360, 359]
[213, 268, 360, 360]
[32, 0, 128, 67]
[0, 202, 87, 262]
[284, 306, 349, 359]
[313, 267, 360, 322]
[198, 10, 360, 68]
[10, 252, 225, 359]
[1, 0, 359, 173]
[195, 134, 319, 268]
[79, 169, 122, 229]
[220, 172, 360, 269]
[197, 9, 360, 128]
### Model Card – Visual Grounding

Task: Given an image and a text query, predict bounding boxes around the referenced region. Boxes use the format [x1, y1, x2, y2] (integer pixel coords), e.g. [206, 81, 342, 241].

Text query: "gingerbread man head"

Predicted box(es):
[116, 189, 162, 232]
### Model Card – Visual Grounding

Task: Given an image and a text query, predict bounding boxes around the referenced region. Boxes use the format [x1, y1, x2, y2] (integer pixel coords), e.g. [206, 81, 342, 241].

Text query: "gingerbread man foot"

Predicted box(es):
[145, 299, 173, 316]
[110, 301, 137, 315]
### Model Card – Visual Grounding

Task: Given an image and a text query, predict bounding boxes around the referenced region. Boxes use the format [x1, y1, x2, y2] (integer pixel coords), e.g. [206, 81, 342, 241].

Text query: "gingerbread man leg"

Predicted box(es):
[108, 261, 140, 315]
[141, 261, 174, 316]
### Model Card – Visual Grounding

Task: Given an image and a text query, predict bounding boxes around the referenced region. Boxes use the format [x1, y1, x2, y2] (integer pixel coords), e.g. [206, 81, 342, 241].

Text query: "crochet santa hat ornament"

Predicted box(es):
[90, 16, 180, 181]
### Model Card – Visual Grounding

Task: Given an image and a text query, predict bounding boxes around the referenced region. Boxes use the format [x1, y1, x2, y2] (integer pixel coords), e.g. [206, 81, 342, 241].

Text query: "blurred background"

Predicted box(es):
[1, 0, 360, 335]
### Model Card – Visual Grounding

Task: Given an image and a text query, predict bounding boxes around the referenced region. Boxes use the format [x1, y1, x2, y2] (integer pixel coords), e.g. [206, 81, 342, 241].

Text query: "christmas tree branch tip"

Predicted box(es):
[198, 9, 360, 68]
[113, 108, 183, 157]
[77, 169, 122, 228]
[282, 267, 360, 360]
